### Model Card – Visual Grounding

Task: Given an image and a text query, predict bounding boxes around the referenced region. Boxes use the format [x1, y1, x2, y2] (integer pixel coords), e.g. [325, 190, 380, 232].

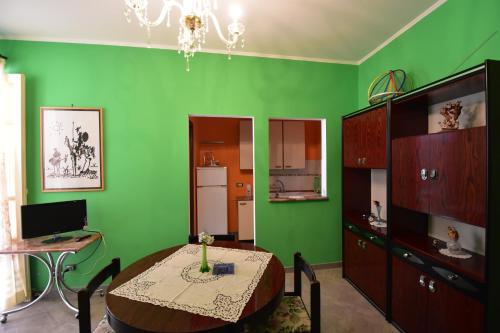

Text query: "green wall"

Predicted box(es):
[0, 40, 358, 290]
[358, 0, 500, 108]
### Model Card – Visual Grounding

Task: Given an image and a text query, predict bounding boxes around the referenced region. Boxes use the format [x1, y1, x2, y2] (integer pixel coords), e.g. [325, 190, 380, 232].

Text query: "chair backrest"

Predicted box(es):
[188, 234, 236, 244]
[78, 258, 121, 333]
[290, 252, 321, 333]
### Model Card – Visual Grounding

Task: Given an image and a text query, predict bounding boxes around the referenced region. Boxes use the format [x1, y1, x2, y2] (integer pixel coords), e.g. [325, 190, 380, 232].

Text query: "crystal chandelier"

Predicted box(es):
[124, 0, 246, 71]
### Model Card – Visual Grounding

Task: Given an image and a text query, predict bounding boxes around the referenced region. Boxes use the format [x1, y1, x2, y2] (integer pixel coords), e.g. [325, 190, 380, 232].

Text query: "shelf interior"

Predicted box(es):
[392, 229, 485, 284]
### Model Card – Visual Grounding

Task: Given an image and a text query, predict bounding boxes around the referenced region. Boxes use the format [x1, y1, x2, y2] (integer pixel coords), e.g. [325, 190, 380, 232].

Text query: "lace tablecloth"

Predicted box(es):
[109, 244, 273, 322]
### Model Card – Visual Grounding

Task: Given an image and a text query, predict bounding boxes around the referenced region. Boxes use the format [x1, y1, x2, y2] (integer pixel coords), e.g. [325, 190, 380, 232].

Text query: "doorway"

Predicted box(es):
[189, 116, 255, 243]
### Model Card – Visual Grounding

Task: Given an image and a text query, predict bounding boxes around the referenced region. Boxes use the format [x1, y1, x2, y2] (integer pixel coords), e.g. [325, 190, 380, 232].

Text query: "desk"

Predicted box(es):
[106, 241, 285, 333]
[0, 233, 101, 323]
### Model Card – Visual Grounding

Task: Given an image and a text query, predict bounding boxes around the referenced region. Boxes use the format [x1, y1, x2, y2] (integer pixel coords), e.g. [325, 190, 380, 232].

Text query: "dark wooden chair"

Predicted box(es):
[188, 234, 236, 243]
[78, 258, 120, 333]
[253, 252, 321, 333]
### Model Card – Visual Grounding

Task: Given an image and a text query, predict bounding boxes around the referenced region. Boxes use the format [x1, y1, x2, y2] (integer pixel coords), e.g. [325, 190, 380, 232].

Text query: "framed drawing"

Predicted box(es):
[40, 107, 104, 192]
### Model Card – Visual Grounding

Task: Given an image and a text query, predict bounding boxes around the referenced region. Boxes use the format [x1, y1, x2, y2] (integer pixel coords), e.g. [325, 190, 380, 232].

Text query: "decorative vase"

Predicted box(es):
[200, 243, 210, 273]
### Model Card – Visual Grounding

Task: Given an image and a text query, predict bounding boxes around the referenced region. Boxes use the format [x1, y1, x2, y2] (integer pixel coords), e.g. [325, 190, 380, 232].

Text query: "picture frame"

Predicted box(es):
[40, 107, 104, 192]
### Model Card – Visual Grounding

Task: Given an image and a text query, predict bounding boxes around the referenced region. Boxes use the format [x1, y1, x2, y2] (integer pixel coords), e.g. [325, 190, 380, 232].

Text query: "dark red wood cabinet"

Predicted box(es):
[392, 134, 429, 213]
[428, 127, 486, 227]
[343, 107, 386, 169]
[392, 257, 427, 333]
[343, 229, 386, 311]
[392, 127, 486, 227]
[343, 61, 500, 333]
[392, 256, 484, 333]
[343, 229, 363, 287]
[343, 113, 365, 168]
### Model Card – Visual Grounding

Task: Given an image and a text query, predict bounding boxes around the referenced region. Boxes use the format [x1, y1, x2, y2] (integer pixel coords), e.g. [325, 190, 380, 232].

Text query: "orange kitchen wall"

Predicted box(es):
[191, 117, 253, 234]
[305, 120, 322, 161]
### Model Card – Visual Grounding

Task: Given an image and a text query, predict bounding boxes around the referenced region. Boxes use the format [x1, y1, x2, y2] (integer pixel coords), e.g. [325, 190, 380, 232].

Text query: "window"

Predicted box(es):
[268, 118, 326, 201]
[0, 60, 28, 311]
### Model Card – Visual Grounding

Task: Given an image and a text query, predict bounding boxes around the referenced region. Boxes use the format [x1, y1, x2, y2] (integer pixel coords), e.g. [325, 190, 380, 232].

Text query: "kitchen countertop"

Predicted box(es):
[269, 191, 328, 202]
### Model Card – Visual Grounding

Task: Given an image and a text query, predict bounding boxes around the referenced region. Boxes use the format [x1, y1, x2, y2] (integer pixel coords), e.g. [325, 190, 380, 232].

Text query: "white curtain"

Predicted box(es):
[0, 58, 29, 312]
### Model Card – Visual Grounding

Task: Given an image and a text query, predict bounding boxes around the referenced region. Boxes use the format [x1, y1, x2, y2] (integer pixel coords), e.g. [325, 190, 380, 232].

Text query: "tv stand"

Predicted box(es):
[0, 233, 101, 323]
[41, 235, 73, 244]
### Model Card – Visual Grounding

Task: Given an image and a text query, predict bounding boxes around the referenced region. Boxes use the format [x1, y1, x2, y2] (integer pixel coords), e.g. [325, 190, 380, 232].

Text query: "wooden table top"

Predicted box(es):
[106, 241, 285, 333]
[0, 233, 101, 254]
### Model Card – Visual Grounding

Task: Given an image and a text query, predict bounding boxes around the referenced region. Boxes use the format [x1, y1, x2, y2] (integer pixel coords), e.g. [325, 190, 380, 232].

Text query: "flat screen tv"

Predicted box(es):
[21, 200, 87, 243]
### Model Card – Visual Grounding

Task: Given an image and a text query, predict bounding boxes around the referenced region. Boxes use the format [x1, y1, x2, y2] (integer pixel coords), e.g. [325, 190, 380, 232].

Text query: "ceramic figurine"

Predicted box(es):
[374, 201, 383, 222]
[439, 100, 462, 130]
[446, 226, 462, 254]
[371, 201, 387, 228]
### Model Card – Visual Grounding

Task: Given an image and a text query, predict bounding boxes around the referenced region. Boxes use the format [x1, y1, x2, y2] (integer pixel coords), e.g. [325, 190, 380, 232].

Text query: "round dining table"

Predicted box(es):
[106, 241, 285, 333]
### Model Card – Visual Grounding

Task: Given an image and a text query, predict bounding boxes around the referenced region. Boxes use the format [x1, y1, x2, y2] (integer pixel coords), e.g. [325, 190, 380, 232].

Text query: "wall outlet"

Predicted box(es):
[236, 182, 244, 187]
[64, 264, 76, 272]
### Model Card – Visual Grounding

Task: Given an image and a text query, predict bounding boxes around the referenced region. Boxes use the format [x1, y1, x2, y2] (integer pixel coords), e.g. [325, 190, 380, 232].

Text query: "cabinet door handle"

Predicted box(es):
[239, 203, 247, 206]
[419, 275, 426, 287]
[285, 165, 292, 168]
[348, 225, 353, 230]
[357, 158, 362, 165]
[362, 157, 367, 165]
[428, 280, 437, 293]
[361, 241, 366, 250]
[403, 252, 412, 259]
[420, 168, 428, 181]
[430, 169, 438, 180]
[357, 239, 362, 247]
[275, 165, 281, 168]
[447, 274, 458, 281]
[369, 235, 376, 241]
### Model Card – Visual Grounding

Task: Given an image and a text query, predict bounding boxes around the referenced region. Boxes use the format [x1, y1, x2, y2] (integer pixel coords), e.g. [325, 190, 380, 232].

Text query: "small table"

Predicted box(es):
[106, 241, 285, 333]
[0, 233, 101, 323]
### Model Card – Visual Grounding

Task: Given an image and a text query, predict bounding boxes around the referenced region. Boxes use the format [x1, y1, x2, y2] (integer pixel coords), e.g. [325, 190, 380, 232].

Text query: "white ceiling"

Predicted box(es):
[0, 0, 444, 64]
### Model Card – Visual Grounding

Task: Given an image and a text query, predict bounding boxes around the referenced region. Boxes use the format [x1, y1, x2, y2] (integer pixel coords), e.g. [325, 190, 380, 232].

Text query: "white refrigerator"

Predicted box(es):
[196, 167, 228, 234]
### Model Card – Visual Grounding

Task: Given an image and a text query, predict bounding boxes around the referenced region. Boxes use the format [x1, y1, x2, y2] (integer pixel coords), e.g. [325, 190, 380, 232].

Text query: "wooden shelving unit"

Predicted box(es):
[342, 60, 500, 333]
[342, 102, 389, 314]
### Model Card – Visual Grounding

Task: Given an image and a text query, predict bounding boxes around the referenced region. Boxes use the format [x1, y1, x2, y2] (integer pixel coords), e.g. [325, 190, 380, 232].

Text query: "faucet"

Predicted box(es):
[274, 180, 285, 193]
[269, 179, 286, 198]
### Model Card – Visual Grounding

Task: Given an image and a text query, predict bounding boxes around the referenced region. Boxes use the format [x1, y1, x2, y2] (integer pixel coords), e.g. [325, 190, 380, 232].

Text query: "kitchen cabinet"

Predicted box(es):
[269, 120, 283, 170]
[239, 120, 253, 170]
[238, 200, 254, 240]
[269, 120, 305, 170]
[392, 127, 486, 227]
[343, 228, 386, 311]
[343, 107, 386, 169]
[283, 120, 305, 169]
[392, 256, 484, 333]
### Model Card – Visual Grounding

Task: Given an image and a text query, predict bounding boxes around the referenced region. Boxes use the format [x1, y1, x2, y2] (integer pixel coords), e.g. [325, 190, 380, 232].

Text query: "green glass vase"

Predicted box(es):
[200, 243, 210, 273]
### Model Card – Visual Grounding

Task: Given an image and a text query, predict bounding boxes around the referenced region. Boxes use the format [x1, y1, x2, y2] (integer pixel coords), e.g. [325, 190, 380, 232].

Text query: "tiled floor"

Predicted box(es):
[0, 268, 397, 333]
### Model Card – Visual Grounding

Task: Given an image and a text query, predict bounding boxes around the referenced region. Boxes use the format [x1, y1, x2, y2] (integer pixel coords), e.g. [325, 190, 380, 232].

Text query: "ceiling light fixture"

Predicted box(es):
[124, 0, 246, 71]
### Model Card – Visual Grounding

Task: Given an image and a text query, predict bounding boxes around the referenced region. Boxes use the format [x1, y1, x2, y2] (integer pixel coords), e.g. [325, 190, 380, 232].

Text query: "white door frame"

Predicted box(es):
[188, 114, 256, 245]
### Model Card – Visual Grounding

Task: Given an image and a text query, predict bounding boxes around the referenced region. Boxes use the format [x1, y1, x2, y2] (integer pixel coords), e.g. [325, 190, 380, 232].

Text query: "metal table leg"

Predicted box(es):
[54, 251, 79, 314]
[0, 253, 54, 324]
